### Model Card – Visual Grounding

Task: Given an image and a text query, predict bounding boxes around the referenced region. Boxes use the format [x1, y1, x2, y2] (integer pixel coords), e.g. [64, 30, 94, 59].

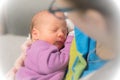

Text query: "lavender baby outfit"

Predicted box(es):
[16, 36, 73, 80]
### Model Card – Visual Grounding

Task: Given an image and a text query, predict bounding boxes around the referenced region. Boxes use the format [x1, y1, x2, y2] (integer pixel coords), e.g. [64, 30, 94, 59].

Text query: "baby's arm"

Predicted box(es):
[43, 36, 73, 73]
[47, 36, 73, 70]
[25, 37, 73, 74]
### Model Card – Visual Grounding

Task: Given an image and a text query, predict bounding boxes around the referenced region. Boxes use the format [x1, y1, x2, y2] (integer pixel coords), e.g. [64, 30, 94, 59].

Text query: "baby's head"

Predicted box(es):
[30, 10, 68, 49]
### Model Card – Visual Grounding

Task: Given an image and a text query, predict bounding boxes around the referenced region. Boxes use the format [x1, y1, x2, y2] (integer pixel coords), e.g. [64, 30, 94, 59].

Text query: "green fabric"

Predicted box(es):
[65, 38, 87, 80]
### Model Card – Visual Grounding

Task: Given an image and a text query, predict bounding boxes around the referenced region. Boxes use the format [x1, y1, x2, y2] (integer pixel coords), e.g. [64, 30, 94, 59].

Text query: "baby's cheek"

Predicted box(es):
[46, 39, 54, 44]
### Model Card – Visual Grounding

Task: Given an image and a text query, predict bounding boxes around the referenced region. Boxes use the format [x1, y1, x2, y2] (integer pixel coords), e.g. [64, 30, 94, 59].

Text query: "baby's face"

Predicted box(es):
[39, 20, 67, 49]
[36, 12, 68, 49]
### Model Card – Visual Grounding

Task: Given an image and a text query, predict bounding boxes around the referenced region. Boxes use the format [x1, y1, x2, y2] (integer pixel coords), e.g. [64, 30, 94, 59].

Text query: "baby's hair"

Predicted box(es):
[29, 10, 68, 39]
[29, 10, 44, 39]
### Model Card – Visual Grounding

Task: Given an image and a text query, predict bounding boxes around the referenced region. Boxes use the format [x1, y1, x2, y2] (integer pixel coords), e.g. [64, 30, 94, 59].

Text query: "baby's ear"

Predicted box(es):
[31, 28, 39, 41]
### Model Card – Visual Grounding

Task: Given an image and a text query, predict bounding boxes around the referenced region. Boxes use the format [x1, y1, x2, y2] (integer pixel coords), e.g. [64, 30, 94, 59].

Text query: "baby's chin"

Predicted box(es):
[53, 42, 64, 50]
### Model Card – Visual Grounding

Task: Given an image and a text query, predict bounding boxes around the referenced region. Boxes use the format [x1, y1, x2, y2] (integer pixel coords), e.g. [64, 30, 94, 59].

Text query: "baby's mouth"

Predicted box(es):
[55, 41, 64, 45]
[54, 41, 64, 48]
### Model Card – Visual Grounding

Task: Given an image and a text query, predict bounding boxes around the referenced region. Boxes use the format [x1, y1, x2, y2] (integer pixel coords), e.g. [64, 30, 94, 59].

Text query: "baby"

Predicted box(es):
[15, 10, 73, 80]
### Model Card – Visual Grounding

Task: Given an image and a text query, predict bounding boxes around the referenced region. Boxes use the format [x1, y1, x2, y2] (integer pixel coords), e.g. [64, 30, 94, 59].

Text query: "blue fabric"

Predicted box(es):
[74, 26, 107, 77]
[74, 27, 89, 58]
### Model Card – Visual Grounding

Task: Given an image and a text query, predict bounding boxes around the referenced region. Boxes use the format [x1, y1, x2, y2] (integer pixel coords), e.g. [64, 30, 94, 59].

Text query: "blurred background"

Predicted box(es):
[0, 0, 119, 36]
[0, 0, 52, 36]
[0, 0, 120, 79]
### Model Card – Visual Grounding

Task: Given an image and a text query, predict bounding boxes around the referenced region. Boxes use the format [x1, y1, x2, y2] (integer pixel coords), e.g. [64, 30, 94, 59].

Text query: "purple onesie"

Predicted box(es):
[16, 36, 73, 80]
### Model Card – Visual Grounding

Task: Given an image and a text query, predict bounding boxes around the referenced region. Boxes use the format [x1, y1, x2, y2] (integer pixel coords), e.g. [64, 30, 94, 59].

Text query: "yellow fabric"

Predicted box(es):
[65, 38, 87, 80]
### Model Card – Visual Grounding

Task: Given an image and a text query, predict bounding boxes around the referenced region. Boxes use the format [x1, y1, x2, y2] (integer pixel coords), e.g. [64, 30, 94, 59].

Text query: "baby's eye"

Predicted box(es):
[51, 28, 58, 32]
[62, 28, 68, 34]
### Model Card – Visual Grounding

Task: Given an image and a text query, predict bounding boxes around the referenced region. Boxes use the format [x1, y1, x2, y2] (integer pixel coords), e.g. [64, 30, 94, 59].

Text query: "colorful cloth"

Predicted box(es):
[65, 38, 87, 80]
[74, 27, 107, 77]
[65, 27, 107, 80]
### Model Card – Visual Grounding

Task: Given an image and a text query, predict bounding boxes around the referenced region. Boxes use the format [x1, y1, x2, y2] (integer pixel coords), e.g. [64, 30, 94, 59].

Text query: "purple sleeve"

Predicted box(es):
[46, 36, 73, 71]
[25, 36, 73, 74]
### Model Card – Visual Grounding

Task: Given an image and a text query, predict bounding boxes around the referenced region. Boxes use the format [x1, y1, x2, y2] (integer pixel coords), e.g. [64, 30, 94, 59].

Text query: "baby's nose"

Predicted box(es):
[58, 31, 66, 39]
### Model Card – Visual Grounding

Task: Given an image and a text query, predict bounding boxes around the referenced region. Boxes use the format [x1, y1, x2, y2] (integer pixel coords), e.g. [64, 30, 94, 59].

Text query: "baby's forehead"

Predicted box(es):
[32, 10, 68, 29]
